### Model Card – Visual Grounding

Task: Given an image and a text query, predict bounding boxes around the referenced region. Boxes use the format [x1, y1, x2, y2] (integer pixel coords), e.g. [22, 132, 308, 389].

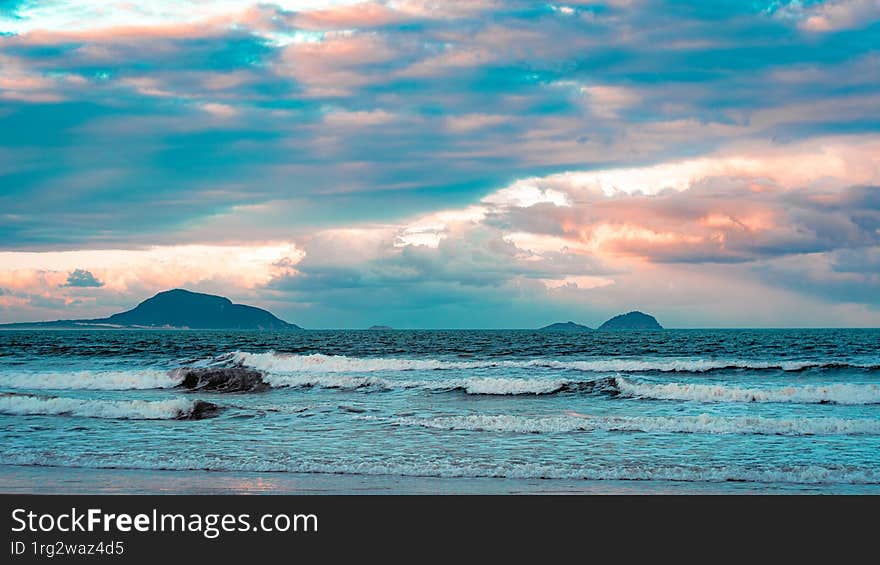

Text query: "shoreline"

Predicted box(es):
[2, 464, 876, 495]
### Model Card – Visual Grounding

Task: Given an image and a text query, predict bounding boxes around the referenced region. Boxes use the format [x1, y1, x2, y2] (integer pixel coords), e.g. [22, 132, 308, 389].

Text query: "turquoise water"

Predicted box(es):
[1, 329, 879, 493]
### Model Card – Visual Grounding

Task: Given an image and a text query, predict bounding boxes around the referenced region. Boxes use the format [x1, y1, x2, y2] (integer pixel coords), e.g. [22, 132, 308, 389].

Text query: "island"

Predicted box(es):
[598, 311, 663, 330]
[0, 289, 301, 330]
[368, 325, 394, 330]
[539, 321, 592, 331]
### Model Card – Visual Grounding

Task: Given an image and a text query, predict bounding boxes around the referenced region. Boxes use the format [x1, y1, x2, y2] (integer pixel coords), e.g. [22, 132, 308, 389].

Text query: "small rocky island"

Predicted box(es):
[598, 311, 663, 330]
[539, 321, 592, 331]
[539, 311, 663, 331]
[0, 289, 300, 330]
[368, 325, 394, 330]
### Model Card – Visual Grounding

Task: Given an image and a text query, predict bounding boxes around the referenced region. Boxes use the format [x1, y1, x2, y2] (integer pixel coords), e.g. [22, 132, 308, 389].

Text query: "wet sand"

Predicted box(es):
[2, 464, 869, 495]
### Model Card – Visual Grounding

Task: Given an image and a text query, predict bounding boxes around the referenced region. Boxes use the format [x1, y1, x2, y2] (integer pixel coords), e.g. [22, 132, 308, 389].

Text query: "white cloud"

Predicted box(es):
[0, 1, 363, 34]
[540, 275, 614, 290]
[505, 135, 880, 197]
[482, 184, 571, 207]
[787, 0, 880, 32]
[0, 242, 304, 295]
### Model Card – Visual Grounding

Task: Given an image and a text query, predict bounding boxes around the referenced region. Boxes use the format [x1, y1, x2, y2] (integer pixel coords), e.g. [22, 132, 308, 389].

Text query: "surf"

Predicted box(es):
[389, 412, 880, 436]
[614, 377, 880, 405]
[227, 350, 878, 374]
[0, 370, 182, 391]
[4, 452, 878, 485]
[0, 393, 219, 420]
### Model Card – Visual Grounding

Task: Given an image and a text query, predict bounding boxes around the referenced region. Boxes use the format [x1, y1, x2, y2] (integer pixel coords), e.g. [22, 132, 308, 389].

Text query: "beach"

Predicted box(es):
[2, 329, 879, 495]
[6, 464, 877, 495]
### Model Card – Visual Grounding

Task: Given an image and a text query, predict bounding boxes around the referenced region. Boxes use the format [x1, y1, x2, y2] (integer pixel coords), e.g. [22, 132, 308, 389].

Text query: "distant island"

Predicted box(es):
[598, 311, 663, 330]
[539, 311, 663, 331]
[1, 294, 662, 331]
[0, 289, 300, 330]
[539, 321, 592, 331]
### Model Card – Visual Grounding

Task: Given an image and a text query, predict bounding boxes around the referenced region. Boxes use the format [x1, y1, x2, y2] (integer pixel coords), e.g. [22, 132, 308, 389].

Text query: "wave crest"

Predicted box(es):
[0, 393, 218, 420]
[615, 377, 880, 405]
[0, 370, 181, 391]
[231, 351, 479, 373]
[263, 373, 579, 395]
[229, 351, 877, 374]
[391, 412, 880, 435]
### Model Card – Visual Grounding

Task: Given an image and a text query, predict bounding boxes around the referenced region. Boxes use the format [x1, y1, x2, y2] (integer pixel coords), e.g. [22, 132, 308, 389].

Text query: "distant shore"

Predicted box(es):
[2, 465, 876, 495]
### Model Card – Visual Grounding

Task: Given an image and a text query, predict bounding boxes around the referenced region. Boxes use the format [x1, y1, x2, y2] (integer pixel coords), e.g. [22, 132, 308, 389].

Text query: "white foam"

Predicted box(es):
[447, 378, 568, 395]
[6, 452, 878, 485]
[263, 373, 395, 390]
[392, 413, 880, 436]
[263, 373, 571, 395]
[0, 394, 200, 420]
[551, 359, 826, 372]
[231, 351, 875, 374]
[0, 370, 182, 391]
[264, 371, 880, 401]
[232, 351, 486, 373]
[615, 377, 880, 405]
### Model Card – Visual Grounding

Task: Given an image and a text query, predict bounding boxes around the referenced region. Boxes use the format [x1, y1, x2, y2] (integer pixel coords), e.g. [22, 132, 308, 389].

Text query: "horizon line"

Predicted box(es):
[1, 326, 879, 331]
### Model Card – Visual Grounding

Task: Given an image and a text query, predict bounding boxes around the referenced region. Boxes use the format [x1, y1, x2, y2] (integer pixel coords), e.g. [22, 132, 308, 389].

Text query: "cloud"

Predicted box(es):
[752, 246, 880, 306]
[481, 137, 880, 264]
[2, 1, 880, 326]
[62, 268, 103, 287]
[3, 1, 880, 251]
[580, 85, 640, 118]
[253, 132, 880, 325]
[274, 31, 402, 97]
[255, 136, 878, 323]
[776, 0, 880, 33]
[0, 242, 305, 322]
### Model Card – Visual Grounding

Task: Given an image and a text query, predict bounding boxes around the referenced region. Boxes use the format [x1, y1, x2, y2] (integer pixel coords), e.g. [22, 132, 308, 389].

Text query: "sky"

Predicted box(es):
[0, 0, 879, 328]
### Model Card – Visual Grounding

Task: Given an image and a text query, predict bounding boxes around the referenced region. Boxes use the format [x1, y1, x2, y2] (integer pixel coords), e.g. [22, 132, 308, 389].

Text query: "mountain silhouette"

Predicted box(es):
[598, 311, 663, 330]
[539, 321, 592, 331]
[0, 289, 300, 330]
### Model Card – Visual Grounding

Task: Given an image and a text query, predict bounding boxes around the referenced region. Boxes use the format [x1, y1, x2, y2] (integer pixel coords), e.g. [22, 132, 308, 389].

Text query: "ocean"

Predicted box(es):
[1, 329, 879, 494]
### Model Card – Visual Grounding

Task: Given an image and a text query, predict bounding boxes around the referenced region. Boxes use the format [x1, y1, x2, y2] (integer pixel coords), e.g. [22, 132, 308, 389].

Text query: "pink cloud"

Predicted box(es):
[0, 55, 86, 102]
[580, 85, 641, 118]
[798, 0, 880, 32]
[445, 113, 509, 132]
[0, 243, 305, 321]
[275, 32, 399, 96]
[293, 2, 407, 29]
[322, 109, 397, 127]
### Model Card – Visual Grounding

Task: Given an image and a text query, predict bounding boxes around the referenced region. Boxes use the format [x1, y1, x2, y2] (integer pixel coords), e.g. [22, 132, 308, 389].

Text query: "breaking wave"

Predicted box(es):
[190, 360, 880, 404]
[231, 351, 482, 373]
[229, 351, 878, 374]
[615, 377, 880, 405]
[166, 363, 880, 403]
[544, 359, 877, 373]
[391, 413, 880, 436]
[8, 362, 875, 405]
[445, 378, 575, 395]
[262, 373, 599, 395]
[0, 370, 181, 391]
[0, 393, 216, 420]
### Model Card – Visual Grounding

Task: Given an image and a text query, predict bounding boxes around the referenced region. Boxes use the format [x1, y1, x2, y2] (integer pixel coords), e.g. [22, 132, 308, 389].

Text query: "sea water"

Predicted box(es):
[1, 329, 878, 493]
